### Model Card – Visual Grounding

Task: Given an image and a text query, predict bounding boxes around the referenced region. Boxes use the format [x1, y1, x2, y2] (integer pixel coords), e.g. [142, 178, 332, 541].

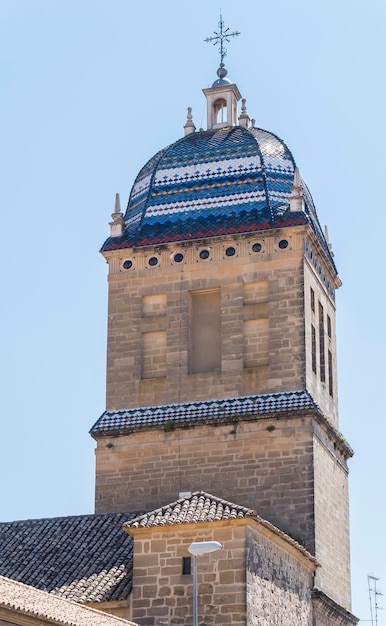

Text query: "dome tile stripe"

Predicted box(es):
[101, 126, 327, 251]
[153, 156, 262, 184]
[145, 191, 266, 217]
[90, 390, 319, 436]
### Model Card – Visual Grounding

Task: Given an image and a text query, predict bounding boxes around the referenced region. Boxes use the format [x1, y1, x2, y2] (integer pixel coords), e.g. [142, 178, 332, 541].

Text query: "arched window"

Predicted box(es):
[213, 98, 227, 124]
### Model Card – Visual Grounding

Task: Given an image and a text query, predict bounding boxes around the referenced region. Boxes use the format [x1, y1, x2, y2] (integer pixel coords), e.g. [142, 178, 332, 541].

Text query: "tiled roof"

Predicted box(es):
[0, 576, 135, 626]
[125, 491, 255, 529]
[90, 390, 319, 437]
[124, 491, 318, 565]
[101, 126, 328, 253]
[0, 513, 139, 604]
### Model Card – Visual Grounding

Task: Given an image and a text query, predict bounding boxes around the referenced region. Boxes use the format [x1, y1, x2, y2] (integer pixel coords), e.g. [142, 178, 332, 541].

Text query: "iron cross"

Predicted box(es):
[204, 14, 240, 64]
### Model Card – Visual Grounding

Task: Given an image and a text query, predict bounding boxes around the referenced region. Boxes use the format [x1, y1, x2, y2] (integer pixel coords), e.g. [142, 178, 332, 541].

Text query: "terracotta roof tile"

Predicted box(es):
[124, 491, 318, 565]
[0, 513, 139, 604]
[0, 576, 135, 626]
[125, 492, 254, 529]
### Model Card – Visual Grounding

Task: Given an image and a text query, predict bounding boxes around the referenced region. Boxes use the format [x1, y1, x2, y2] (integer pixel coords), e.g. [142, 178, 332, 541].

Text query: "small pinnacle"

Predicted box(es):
[324, 225, 334, 256]
[114, 193, 121, 214]
[109, 193, 124, 238]
[111, 193, 123, 221]
[239, 98, 248, 118]
[289, 167, 305, 213]
[293, 166, 301, 188]
[238, 98, 250, 127]
[184, 106, 196, 135]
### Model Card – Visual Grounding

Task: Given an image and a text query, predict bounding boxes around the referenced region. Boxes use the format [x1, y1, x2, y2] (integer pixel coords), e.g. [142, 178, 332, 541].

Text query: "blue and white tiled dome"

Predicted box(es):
[102, 125, 325, 251]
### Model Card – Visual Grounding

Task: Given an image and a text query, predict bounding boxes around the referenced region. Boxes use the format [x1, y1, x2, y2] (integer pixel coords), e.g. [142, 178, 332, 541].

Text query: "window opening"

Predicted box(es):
[319, 302, 325, 383]
[311, 324, 317, 374]
[182, 556, 192, 575]
[213, 98, 227, 124]
[328, 350, 334, 397]
[310, 288, 315, 312]
[199, 249, 210, 260]
[189, 290, 221, 374]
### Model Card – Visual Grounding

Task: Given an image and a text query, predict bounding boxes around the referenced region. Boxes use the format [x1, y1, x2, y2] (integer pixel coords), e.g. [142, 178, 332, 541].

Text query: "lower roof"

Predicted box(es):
[0, 576, 135, 626]
[0, 490, 317, 607]
[0, 513, 138, 604]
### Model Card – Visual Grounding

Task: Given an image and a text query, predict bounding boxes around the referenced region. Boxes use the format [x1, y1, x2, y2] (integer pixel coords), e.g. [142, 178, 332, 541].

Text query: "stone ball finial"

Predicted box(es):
[217, 63, 228, 79]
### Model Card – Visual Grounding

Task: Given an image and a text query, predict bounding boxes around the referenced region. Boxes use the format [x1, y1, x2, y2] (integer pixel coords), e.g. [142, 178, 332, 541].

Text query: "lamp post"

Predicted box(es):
[188, 541, 222, 626]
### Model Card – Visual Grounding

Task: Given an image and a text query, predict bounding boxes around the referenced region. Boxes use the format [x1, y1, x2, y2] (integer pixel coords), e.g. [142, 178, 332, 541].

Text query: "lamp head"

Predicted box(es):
[188, 541, 222, 556]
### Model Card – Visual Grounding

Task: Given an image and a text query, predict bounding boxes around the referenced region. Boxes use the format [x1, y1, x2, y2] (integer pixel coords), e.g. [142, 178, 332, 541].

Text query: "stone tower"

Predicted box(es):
[91, 61, 354, 619]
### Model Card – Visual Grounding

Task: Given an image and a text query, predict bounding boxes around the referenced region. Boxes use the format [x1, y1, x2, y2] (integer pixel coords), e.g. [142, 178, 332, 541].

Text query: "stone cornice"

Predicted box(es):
[312, 588, 359, 625]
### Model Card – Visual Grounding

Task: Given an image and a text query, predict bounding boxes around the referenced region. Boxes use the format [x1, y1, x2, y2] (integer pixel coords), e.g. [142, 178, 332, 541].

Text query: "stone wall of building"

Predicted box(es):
[313, 428, 351, 609]
[95, 416, 316, 552]
[128, 521, 318, 626]
[129, 523, 246, 626]
[95, 414, 351, 611]
[103, 229, 308, 412]
[87, 601, 131, 621]
[312, 591, 359, 626]
[246, 526, 314, 626]
[303, 249, 339, 427]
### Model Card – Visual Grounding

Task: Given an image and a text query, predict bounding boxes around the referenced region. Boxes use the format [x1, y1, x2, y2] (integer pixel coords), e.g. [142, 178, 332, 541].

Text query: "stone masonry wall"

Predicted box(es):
[95, 416, 316, 553]
[103, 230, 307, 411]
[129, 524, 246, 626]
[246, 526, 314, 626]
[95, 414, 352, 610]
[313, 429, 351, 609]
[312, 593, 359, 626]
[304, 257, 339, 427]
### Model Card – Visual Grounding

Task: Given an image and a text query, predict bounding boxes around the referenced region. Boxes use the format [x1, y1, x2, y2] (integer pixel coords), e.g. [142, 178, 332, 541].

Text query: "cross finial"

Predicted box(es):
[204, 13, 240, 64]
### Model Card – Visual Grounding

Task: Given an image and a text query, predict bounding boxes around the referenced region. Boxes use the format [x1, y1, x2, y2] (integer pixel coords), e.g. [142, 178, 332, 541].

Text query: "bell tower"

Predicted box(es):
[202, 13, 242, 130]
[202, 66, 241, 129]
[91, 24, 355, 624]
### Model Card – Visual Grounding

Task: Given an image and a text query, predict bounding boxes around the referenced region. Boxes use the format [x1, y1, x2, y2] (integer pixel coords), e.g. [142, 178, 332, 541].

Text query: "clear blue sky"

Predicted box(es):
[1, 1, 385, 623]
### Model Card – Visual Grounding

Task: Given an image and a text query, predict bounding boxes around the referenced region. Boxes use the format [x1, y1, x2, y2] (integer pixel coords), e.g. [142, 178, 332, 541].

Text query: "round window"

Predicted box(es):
[122, 259, 133, 270]
[252, 242, 262, 252]
[148, 256, 159, 266]
[225, 246, 236, 257]
[174, 253, 184, 263]
[199, 249, 210, 260]
[278, 239, 288, 249]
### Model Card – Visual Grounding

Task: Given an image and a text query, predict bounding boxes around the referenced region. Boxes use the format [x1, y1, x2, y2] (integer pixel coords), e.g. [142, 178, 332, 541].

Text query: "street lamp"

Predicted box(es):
[188, 541, 222, 626]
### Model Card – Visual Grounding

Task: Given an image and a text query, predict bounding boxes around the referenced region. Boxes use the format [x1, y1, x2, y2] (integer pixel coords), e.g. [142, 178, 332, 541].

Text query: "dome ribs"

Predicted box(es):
[101, 126, 329, 252]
